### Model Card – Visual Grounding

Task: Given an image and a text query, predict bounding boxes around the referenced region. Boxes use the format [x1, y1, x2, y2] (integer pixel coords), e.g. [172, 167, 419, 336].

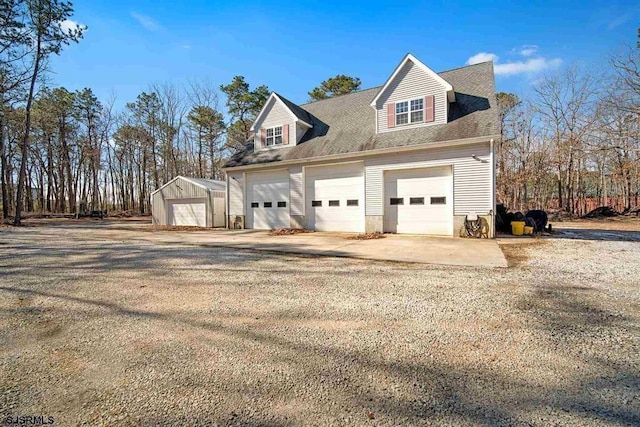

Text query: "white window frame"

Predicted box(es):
[395, 97, 425, 126]
[265, 126, 283, 146]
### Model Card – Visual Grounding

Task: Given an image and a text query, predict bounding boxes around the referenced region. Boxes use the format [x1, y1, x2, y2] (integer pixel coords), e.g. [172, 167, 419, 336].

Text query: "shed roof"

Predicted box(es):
[151, 176, 225, 196]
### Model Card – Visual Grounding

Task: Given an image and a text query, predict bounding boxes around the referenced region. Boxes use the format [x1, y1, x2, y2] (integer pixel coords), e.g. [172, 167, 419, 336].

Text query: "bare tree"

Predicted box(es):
[186, 80, 226, 179]
[534, 66, 600, 214]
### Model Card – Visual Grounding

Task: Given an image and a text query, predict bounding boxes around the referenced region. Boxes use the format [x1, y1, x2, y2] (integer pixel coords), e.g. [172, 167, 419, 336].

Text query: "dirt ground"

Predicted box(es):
[0, 219, 638, 426]
[548, 217, 640, 242]
[552, 216, 640, 231]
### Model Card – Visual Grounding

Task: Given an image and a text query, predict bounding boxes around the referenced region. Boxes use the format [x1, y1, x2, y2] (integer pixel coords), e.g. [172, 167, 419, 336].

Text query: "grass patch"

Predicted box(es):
[499, 240, 546, 267]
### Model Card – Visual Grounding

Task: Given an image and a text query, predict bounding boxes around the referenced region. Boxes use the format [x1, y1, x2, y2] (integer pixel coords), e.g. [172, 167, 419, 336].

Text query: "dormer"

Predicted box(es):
[250, 92, 313, 152]
[371, 54, 455, 134]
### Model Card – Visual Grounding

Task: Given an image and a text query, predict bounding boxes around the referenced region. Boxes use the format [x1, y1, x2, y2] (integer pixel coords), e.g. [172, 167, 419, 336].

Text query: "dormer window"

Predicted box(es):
[395, 98, 424, 126]
[266, 126, 283, 146]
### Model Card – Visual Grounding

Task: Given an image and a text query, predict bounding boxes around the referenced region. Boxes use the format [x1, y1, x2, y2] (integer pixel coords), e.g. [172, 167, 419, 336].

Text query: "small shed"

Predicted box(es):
[151, 176, 226, 227]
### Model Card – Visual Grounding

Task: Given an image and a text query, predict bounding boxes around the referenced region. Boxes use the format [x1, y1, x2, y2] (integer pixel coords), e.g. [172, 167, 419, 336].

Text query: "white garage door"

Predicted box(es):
[305, 162, 364, 232]
[384, 166, 453, 235]
[168, 199, 206, 227]
[246, 170, 290, 230]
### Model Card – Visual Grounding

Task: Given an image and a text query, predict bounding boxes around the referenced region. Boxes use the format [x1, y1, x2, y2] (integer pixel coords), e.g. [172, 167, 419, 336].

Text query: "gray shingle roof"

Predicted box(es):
[275, 92, 312, 125]
[225, 61, 499, 168]
[180, 177, 225, 191]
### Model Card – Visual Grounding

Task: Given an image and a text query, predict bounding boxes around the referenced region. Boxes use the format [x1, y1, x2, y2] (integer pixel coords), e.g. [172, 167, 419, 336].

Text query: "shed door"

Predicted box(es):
[168, 198, 207, 227]
[305, 162, 364, 232]
[384, 166, 453, 235]
[212, 194, 226, 227]
[246, 170, 290, 230]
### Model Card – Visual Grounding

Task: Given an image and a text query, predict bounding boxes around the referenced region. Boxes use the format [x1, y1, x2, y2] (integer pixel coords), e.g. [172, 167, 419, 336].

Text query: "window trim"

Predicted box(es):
[394, 97, 425, 126]
[265, 126, 283, 146]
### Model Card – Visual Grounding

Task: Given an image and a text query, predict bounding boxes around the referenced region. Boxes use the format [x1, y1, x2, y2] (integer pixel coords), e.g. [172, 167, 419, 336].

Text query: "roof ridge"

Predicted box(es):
[273, 91, 295, 104]
[189, 177, 222, 182]
[151, 175, 224, 195]
[438, 60, 493, 74]
[297, 62, 490, 108]
[299, 86, 382, 107]
[274, 92, 313, 124]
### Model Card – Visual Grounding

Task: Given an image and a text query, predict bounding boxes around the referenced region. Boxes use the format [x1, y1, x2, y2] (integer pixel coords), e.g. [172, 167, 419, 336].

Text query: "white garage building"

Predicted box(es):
[151, 176, 226, 227]
[224, 54, 499, 236]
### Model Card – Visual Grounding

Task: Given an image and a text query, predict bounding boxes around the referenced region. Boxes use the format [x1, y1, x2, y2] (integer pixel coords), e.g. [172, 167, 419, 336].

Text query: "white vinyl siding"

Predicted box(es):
[253, 98, 296, 150]
[376, 59, 447, 133]
[226, 141, 492, 230]
[365, 142, 492, 216]
[227, 172, 244, 216]
[289, 166, 304, 216]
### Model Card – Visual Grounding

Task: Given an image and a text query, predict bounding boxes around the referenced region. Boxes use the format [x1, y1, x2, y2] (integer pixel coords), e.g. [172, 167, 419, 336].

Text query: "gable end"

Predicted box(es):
[373, 55, 452, 133]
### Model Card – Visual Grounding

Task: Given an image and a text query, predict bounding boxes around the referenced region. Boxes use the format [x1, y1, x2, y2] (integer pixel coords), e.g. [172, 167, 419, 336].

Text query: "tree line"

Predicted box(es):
[0, 1, 276, 221]
[1, 0, 638, 222]
[496, 43, 640, 216]
[0, 76, 272, 218]
[0, 0, 358, 224]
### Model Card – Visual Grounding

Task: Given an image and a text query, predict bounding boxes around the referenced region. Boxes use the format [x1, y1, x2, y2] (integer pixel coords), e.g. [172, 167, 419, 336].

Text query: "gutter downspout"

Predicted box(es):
[225, 171, 229, 229]
[490, 138, 496, 238]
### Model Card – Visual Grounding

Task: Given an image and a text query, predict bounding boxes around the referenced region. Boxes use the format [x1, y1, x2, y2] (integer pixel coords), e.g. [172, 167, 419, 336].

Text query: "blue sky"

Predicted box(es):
[51, 0, 639, 111]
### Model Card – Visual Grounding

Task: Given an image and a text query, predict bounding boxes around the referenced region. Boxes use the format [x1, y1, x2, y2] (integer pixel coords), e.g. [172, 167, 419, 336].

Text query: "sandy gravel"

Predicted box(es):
[0, 222, 638, 426]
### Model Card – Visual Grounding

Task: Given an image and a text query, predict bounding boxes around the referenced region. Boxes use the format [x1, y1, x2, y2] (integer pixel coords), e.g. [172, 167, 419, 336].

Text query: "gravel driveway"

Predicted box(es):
[0, 222, 638, 426]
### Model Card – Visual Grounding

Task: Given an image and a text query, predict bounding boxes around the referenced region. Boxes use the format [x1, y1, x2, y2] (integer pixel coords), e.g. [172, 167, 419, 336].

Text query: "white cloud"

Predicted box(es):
[465, 52, 499, 65]
[59, 19, 85, 33]
[607, 14, 629, 30]
[131, 12, 163, 32]
[181, 44, 191, 50]
[494, 57, 562, 76]
[519, 45, 538, 57]
[466, 50, 562, 77]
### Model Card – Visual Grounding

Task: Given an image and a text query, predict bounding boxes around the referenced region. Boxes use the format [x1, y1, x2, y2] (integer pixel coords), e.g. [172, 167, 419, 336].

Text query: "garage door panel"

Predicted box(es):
[253, 182, 288, 199]
[384, 166, 453, 235]
[305, 163, 364, 233]
[169, 199, 206, 227]
[246, 170, 290, 230]
[313, 179, 361, 195]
